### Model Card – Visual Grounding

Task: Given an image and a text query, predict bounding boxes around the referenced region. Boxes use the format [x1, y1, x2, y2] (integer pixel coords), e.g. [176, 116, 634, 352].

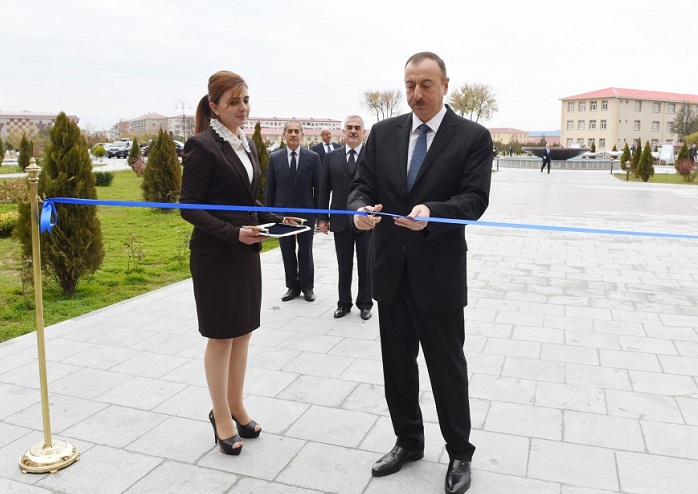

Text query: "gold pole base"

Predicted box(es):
[19, 440, 80, 474]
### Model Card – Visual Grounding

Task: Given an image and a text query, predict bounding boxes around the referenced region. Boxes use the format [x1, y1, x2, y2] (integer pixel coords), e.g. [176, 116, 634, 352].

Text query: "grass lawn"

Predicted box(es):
[0, 165, 22, 174]
[0, 170, 278, 343]
[612, 172, 697, 184]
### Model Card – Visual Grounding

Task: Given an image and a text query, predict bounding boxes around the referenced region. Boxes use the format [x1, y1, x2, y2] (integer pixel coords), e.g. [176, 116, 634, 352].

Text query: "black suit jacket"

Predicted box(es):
[180, 129, 279, 258]
[311, 141, 340, 163]
[348, 107, 492, 311]
[542, 147, 552, 164]
[318, 145, 363, 232]
[265, 147, 321, 220]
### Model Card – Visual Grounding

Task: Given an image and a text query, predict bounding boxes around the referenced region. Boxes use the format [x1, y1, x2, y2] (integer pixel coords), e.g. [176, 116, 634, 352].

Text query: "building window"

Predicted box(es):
[668, 104, 675, 114]
[590, 101, 597, 111]
[601, 100, 608, 110]
[566, 120, 574, 130]
[578, 121, 585, 130]
[577, 138, 585, 146]
[588, 138, 596, 148]
[600, 120, 607, 130]
[578, 102, 587, 111]
[599, 138, 606, 148]
[566, 138, 573, 146]
[667, 121, 673, 132]
[651, 139, 658, 148]
[634, 120, 641, 131]
[635, 101, 642, 111]
[567, 102, 575, 112]
[653, 102, 661, 113]
[589, 120, 597, 130]
[651, 121, 659, 132]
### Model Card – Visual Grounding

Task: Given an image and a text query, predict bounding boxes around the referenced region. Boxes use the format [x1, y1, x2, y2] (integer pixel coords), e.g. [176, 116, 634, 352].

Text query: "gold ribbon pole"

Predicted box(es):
[19, 159, 80, 474]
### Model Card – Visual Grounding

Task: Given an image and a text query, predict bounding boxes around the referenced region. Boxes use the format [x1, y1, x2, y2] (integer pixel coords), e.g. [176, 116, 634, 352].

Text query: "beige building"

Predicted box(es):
[167, 114, 195, 140]
[488, 127, 528, 145]
[244, 116, 344, 147]
[560, 87, 698, 151]
[0, 111, 79, 139]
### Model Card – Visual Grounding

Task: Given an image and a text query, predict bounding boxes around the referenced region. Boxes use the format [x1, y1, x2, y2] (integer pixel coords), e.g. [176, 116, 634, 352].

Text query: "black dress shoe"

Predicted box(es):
[304, 290, 315, 302]
[371, 445, 423, 477]
[282, 289, 300, 301]
[334, 307, 351, 318]
[445, 460, 471, 494]
[360, 309, 371, 320]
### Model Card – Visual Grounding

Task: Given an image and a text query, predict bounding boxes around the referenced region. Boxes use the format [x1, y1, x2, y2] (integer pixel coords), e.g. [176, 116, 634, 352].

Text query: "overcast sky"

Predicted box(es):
[3, 0, 696, 134]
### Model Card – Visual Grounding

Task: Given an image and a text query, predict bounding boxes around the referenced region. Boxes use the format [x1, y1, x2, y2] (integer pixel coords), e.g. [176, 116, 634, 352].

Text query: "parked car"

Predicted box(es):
[142, 140, 184, 158]
[106, 141, 130, 158]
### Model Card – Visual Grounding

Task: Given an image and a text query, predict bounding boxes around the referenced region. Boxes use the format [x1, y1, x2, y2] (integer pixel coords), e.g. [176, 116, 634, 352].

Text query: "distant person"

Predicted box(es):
[690, 143, 697, 164]
[181, 70, 282, 456]
[311, 127, 340, 163]
[266, 120, 322, 302]
[541, 143, 552, 173]
[509, 145, 513, 156]
[318, 115, 373, 320]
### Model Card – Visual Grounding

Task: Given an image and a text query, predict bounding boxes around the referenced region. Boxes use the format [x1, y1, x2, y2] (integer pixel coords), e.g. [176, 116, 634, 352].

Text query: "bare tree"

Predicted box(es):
[671, 103, 698, 142]
[362, 89, 402, 121]
[447, 83, 498, 123]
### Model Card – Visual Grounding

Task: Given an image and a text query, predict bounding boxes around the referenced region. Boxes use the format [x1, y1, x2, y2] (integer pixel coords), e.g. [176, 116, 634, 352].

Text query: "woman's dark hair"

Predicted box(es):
[194, 70, 248, 134]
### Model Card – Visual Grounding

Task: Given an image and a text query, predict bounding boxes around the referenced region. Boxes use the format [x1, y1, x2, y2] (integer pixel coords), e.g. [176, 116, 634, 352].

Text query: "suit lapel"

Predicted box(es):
[413, 109, 457, 186]
[396, 114, 412, 187]
[213, 130, 255, 202]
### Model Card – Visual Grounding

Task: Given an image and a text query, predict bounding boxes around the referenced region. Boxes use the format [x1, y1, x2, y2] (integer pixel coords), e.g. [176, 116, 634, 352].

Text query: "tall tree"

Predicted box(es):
[251, 122, 268, 204]
[447, 82, 498, 123]
[362, 89, 402, 121]
[15, 112, 104, 295]
[636, 141, 655, 182]
[0, 138, 4, 165]
[620, 142, 631, 171]
[631, 138, 642, 173]
[141, 129, 181, 209]
[671, 103, 698, 142]
[18, 133, 34, 172]
[127, 137, 141, 167]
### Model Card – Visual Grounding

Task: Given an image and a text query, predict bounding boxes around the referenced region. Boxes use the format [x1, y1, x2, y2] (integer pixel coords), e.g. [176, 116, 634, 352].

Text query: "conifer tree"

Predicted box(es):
[252, 122, 269, 204]
[141, 129, 181, 209]
[127, 137, 141, 166]
[612, 144, 617, 152]
[0, 138, 5, 165]
[15, 112, 104, 295]
[18, 133, 34, 172]
[620, 142, 631, 171]
[631, 138, 642, 174]
[636, 141, 655, 182]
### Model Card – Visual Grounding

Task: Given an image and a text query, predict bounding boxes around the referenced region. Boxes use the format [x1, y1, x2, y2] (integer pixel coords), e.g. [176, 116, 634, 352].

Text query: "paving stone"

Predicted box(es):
[628, 369, 698, 396]
[502, 356, 565, 383]
[536, 382, 607, 414]
[564, 410, 644, 451]
[124, 460, 238, 494]
[606, 389, 684, 423]
[484, 401, 562, 440]
[277, 375, 358, 407]
[565, 363, 632, 390]
[641, 420, 698, 459]
[484, 337, 541, 359]
[469, 374, 537, 405]
[599, 349, 661, 371]
[528, 439, 618, 490]
[285, 405, 377, 448]
[617, 451, 698, 494]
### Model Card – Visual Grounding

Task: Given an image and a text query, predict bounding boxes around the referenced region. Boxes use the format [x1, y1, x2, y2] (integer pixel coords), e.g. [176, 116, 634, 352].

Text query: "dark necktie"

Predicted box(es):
[326, 143, 332, 153]
[290, 151, 297, 181]
[348, 149, 356, 174]
[407, 124, 429, 191]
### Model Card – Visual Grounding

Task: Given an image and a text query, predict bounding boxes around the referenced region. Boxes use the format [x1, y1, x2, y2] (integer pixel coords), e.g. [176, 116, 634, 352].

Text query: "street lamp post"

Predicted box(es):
[174, 99, 191, 140]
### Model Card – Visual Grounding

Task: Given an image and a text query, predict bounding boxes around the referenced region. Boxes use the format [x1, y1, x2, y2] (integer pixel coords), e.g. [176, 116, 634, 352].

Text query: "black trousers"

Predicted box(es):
[541, 160, 550, 173]
[279, 218, 316, 292]
[333, 227, 372, 310]
[377, 266, 475, 461]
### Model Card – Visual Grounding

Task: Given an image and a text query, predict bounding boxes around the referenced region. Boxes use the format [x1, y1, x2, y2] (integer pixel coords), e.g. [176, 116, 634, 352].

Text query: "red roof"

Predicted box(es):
[561, 87, 698, 103]
[488, 127, 526, 133]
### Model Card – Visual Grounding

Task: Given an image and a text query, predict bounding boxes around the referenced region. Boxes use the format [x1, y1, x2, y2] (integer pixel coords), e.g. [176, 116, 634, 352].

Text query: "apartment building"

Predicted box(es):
[488, 127, 528, 145]
[560, 87, 698, 150]
[0, 111, 79, 139]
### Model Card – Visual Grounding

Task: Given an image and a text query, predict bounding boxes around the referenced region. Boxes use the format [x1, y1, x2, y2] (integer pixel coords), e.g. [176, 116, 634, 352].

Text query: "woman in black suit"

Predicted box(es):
[180, 70, 281, 455]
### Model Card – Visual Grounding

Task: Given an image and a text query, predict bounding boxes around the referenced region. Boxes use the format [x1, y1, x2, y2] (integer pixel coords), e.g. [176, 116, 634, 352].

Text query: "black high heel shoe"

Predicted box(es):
[232, 414, 261, 439]
[208, 410, 243, 455]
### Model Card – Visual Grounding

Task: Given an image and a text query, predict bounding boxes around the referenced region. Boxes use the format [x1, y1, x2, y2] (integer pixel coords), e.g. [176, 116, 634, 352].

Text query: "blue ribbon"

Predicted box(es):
[39, 197, 698, 240]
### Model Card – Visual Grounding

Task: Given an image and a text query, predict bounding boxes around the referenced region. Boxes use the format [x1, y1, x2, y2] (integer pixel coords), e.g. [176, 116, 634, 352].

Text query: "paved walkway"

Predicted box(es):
[1, 169, 698, 493]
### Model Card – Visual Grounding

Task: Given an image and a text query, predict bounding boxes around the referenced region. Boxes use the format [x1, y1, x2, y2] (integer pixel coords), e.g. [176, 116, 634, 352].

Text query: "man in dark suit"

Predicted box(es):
[318, 115, 372, 321]
[348, 52, 492, 494]
[265, 120, 321, 302]
[310, 127, 340, 163]
[541, 143, 552, 173]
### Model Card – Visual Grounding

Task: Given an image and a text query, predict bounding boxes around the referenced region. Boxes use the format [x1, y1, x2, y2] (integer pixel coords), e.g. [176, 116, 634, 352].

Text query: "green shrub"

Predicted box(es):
[92, 145, 106, 158]
[94, 171, 114, 186]
[141, 129, 181, 209]
[0, 210, 19, 237]
[0, 178, 29, 204]
[675, 159, 697, 182]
